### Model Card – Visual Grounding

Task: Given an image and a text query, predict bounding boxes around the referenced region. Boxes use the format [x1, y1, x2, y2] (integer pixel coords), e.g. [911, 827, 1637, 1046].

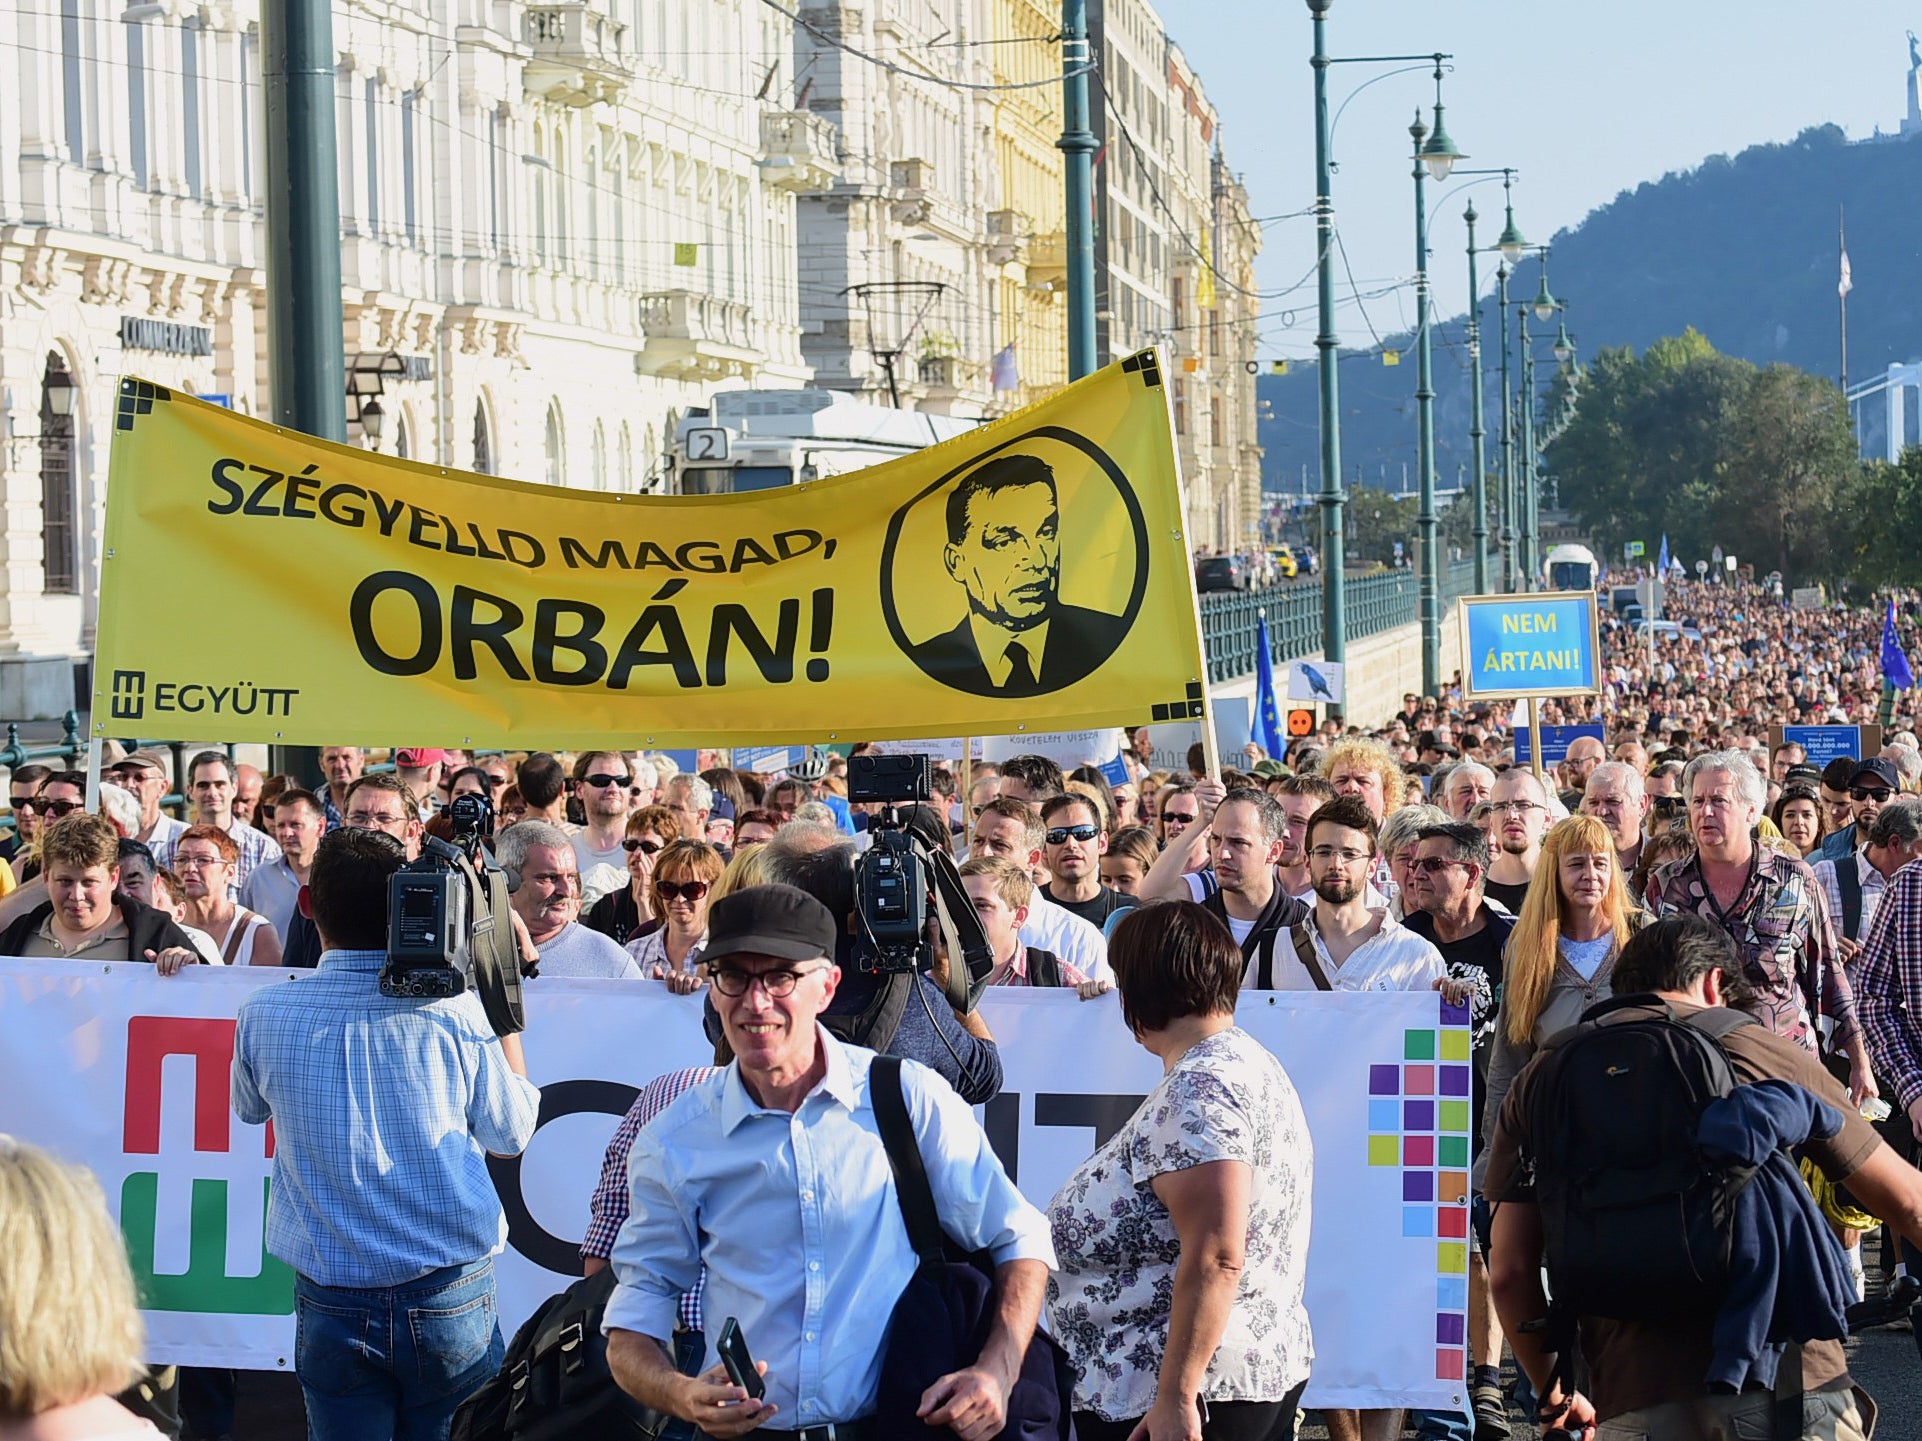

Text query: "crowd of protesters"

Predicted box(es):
[5, 572, 1922, 1441]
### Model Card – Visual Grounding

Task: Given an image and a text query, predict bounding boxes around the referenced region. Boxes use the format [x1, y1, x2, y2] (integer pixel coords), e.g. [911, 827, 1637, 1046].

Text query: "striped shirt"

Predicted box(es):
[1856, 861, 1922, 1112]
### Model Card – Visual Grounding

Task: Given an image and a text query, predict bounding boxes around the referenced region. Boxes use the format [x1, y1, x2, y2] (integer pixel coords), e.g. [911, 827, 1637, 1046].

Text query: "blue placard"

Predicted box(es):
[732, 745, 806, 773]
[1461, 594, 1600, 697]
[1514, 724, 1605, 766]
[1782, 725, 1866, 768]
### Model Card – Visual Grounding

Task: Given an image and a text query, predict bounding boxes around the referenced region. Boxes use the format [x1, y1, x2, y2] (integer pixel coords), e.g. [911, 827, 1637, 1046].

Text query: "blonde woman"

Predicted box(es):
[1478, 814, 1645, 1178]
[0, 1140, 154, 1439]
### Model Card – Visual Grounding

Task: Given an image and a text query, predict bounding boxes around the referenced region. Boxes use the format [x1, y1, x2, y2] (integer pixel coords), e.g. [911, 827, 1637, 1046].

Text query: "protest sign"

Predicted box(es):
[0, 962, 1467, 1412]
[1772, 723, 1882, 769]
[1459, 592, 1602, 699]
[1513, 723, 1605, 766]
[95, 354, 1204, 749]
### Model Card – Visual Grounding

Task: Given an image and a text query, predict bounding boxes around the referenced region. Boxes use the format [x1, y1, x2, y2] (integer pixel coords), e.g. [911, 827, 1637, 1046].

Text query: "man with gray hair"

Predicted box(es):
[1813, 797, 1922, 955]
[1645, 750, 1875, 1103]
[1580, 761, 1650, 880]
[1439, 761, 1495, 822]
[662, 773, 713, 848]
[498, 820, 641, 979]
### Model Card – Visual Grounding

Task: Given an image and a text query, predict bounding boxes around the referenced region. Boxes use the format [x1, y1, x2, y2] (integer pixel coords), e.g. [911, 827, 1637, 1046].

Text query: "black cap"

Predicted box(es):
[1783, 764, 1823, 787]
[702, 883, 839, 964]
[1849, 757, 1901, 790]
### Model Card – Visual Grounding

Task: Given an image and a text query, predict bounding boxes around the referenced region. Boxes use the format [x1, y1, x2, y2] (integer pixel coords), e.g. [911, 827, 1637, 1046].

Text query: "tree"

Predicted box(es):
[1715, 365, 1856, 578]
[1346, 486, 1418, 566]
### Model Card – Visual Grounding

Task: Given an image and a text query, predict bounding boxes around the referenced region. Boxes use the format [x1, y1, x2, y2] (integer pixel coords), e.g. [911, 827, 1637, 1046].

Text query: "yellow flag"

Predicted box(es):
[1196, 227, 1217, 311]
[1382, 349, 1400, 367]
[95, 357, 1207, 749]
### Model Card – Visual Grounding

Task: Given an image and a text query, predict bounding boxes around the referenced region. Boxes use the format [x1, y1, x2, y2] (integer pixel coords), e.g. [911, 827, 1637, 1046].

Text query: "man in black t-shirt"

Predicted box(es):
[1039, 793, 1138, 927]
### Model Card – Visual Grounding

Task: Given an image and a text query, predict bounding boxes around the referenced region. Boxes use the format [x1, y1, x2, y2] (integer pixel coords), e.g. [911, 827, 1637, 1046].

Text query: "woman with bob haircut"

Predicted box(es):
[1046, 902, 1313, 1441]
[0, 1138, 154, 1438]
[1480, 813, 1646, 1173]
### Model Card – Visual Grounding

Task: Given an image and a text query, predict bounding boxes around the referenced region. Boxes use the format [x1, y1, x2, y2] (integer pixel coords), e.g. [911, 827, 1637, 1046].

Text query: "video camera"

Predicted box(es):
[848, 753, 994, 1013]
[381, 792, 531, 1035]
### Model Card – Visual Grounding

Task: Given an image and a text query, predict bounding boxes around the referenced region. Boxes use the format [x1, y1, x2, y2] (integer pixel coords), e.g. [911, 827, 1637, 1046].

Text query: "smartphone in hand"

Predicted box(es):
[716, 1316, 765, 1401]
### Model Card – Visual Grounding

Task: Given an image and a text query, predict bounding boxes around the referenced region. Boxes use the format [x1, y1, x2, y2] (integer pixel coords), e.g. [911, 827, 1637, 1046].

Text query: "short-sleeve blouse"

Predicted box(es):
[1044, 1026, 1314, 1421]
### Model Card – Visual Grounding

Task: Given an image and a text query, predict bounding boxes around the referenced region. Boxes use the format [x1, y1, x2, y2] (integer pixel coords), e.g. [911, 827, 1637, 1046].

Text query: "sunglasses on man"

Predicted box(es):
[1850, 786, 1894, 803]
[21, 798, 83, 818]
[1046, 824, 1101, 845]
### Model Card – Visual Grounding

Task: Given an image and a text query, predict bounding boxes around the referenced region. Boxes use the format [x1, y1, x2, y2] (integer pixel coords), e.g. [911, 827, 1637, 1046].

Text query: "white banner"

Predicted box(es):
[0, 962, 1471, 1411]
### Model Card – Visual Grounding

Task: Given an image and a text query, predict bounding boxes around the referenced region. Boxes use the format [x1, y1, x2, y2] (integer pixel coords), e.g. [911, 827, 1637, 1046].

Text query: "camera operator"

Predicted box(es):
[759, 824, 1004, 1103]
[231, 828, 540, 1441]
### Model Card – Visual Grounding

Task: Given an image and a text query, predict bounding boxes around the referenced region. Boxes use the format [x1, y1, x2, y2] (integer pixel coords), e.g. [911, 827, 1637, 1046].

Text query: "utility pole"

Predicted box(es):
[1060, 0, 1098, 380]
[1308, 0, 1346, 709]
[261, 0, 345, 787]
[1496, 262, 1515, 591]
[1518, 299, 1536, 590]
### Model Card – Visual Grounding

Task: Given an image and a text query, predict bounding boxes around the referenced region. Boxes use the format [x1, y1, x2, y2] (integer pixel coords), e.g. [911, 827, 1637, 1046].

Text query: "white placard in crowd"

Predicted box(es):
[982, 729, 1128, 769]
[0, 962, 1470, 1412]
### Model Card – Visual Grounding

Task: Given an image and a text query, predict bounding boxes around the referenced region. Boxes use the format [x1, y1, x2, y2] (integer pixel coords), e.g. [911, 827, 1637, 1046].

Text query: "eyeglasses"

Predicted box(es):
[1046, 824, 1100, 845]
[1309, 846, 1371, 865]
[658, 880, 710, 903]
[1162, 811, 1198, 827]
[711, 964, 828, 998]
[1492, 800, 1543, 816]
[1407, 857, 1466, 875]
[623, 837, 664, 855]
[25, 799, 83, 818]
[1851, 787, 1894, 803]
[173, 852, 228, 869]
[583, 773, 628, 789]
[346, 811, 409, 827]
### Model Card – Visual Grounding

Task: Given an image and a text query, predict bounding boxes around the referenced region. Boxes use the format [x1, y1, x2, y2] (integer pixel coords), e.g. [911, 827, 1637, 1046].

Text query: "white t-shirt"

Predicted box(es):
[1559, 932, 1613, 982]
[571, 831, 627, 876]
[1021, 892, 1112, 983]
[1252, 909, 1445, 993]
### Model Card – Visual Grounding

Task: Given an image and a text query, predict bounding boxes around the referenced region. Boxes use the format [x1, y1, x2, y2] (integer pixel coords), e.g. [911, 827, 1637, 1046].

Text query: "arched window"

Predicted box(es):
[40, 352, 78, 594]
[590, 421, 607, 490]
[472, 397, 493, 475]
[393, 414, 411, 461]
[544, 402, 565, 485]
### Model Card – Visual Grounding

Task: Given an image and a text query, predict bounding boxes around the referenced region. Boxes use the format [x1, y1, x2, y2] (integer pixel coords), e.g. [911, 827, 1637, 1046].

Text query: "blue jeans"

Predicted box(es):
[294, 1258, 504, 1441]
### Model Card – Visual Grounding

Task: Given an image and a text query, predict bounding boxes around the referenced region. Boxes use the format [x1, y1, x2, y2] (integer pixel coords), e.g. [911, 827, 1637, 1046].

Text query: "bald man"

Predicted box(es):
[1559, 736, 1607, 794]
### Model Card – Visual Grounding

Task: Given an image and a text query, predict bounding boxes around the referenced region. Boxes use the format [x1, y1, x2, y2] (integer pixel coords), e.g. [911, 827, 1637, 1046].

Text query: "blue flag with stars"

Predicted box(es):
[1253, 612, 1285, 758]
[1882, 598, 1915, 691]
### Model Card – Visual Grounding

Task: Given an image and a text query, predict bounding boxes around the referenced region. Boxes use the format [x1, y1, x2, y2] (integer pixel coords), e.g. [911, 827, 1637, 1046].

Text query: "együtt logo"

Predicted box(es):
[110, 669, 146, 720]
[119, 1016, 293, 1314]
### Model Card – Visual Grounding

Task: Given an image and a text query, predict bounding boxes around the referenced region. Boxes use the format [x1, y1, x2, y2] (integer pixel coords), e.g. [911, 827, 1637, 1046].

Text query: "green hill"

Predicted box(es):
[1259, 123, 1922, 495]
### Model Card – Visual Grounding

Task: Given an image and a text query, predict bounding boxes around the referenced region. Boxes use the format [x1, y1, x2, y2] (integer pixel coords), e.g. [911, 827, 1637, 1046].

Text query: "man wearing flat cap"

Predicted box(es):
[606, 884, 1053, 1441]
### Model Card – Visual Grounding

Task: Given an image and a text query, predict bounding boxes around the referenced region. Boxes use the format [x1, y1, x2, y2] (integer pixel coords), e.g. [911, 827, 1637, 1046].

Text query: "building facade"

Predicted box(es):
[0, 0, 824, 712]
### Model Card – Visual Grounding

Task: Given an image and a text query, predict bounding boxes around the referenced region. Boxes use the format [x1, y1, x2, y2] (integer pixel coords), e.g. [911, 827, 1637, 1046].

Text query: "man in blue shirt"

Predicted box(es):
[605, 884, 1053, 1440]
[1816, 756, 1900, 863]
[231, 827, 541, 1441]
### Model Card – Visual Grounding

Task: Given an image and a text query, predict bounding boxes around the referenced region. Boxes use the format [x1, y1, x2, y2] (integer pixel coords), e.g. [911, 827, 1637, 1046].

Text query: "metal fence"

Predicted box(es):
[1198, 561, 1479, 684]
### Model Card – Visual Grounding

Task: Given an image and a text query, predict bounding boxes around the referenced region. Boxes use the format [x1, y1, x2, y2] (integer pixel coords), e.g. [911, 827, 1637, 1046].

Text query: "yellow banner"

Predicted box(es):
[94, 354, 1207, 750]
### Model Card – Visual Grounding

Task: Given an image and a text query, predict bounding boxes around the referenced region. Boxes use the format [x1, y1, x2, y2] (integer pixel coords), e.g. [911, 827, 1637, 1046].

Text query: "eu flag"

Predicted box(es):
[1253, 612, 1286, 758]
[1882, 598, 1915, 691]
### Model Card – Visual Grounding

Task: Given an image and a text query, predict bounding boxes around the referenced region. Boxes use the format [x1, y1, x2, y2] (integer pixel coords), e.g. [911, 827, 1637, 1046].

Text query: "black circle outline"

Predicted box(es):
[487, 1078, 639, 1275]
[879, 425, 1151, 695]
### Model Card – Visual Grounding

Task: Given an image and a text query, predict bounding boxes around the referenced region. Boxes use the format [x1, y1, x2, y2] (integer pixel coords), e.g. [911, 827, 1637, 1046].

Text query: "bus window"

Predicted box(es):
[730, 466, 794, 492]
[682, 467, 729, 495]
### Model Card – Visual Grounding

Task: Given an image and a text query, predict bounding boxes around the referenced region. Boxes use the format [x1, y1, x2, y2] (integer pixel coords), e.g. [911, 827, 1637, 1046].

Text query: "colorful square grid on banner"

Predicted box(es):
[1369, 1003, 1472, 1385]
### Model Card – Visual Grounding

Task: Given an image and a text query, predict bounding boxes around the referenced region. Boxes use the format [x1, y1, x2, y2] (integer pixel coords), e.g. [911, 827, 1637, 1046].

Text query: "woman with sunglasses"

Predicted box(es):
[625, 839, 724, 994]
[583, 805, 680, 946]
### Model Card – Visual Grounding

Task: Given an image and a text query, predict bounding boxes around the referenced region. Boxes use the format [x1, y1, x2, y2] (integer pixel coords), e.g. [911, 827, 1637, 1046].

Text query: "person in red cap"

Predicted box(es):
[394, 749, 451, 817]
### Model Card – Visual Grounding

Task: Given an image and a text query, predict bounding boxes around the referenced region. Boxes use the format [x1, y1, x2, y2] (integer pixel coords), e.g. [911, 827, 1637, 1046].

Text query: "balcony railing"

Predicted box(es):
[760, 111, 839, 193]
[1198, 561, 1477, 683]
[522, 3, 633, 107]
[639, 289, 758, 379]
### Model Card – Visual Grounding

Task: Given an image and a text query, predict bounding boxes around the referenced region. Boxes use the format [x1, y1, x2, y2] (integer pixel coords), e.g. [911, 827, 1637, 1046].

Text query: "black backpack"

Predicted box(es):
[450, 1267, 666, 1441]
[1521, 996, 1763, 1333]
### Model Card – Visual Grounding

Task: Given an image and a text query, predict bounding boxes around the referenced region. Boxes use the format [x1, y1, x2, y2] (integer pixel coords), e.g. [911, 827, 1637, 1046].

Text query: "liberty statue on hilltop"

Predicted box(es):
[1907, 31, 1922, 134]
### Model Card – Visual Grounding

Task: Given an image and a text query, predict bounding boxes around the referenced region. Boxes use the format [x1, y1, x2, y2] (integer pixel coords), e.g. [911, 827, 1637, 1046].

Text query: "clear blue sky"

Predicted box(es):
[1152, 0, 1921, 361]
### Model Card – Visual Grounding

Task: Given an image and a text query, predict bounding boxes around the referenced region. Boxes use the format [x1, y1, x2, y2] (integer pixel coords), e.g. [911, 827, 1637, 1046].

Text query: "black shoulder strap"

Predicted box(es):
[823, 971, 915, 1053]
[1026, 947, 1061, 988]
[870, 1056, 947, 1266]
[1835, 856, 1863, 941]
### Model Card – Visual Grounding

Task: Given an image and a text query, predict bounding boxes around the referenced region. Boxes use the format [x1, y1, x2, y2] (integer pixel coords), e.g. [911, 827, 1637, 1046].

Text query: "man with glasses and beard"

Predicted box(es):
[571, 751, 637, 875]
[1482, 769, 1550, 914]
[1816, 756, 1902, 864]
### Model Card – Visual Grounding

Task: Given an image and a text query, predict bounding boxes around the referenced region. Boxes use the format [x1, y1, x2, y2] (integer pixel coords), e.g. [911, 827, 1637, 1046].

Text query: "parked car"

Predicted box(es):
[1195, 555, 1249, 593]
[1297, 544, 1320, 576]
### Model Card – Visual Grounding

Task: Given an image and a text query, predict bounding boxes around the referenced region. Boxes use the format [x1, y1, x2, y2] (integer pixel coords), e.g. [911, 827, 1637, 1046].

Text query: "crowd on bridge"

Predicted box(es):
[4, 572, 1922, 1441]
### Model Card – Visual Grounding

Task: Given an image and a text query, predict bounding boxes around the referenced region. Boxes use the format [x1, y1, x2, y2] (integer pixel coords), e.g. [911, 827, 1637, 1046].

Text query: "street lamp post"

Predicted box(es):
[1308, 0, 1347, 704]
[1464, 201, 1489, 594]
[1408, 60, 1463, 696]
[1497, 261, 1516, 591]
[1060, 0, 1098, 380]
[1513, 246, 1561, 588]
[1463, 169, 1526, 595]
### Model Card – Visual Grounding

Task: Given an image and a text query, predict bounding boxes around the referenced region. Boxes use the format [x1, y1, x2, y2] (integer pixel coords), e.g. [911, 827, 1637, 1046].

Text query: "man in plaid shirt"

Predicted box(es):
[1854, 856, 1922, 1310]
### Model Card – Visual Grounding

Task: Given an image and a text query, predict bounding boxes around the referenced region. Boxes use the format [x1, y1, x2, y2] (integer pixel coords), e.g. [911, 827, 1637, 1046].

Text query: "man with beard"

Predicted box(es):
[1273, 795, 1451, 1441]
[1482, 768, 1550, 913]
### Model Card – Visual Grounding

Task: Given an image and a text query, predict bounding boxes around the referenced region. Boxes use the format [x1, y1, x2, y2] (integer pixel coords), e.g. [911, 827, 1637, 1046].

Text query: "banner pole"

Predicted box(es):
[83, 731, 102, 810]
[1527, 696, 1544, 785]
[959, 742, 973, 844]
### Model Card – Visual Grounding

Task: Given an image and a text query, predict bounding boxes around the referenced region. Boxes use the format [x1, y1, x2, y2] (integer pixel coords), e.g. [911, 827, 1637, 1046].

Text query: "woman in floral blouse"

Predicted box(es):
[1046, 901, 1313, 1441]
